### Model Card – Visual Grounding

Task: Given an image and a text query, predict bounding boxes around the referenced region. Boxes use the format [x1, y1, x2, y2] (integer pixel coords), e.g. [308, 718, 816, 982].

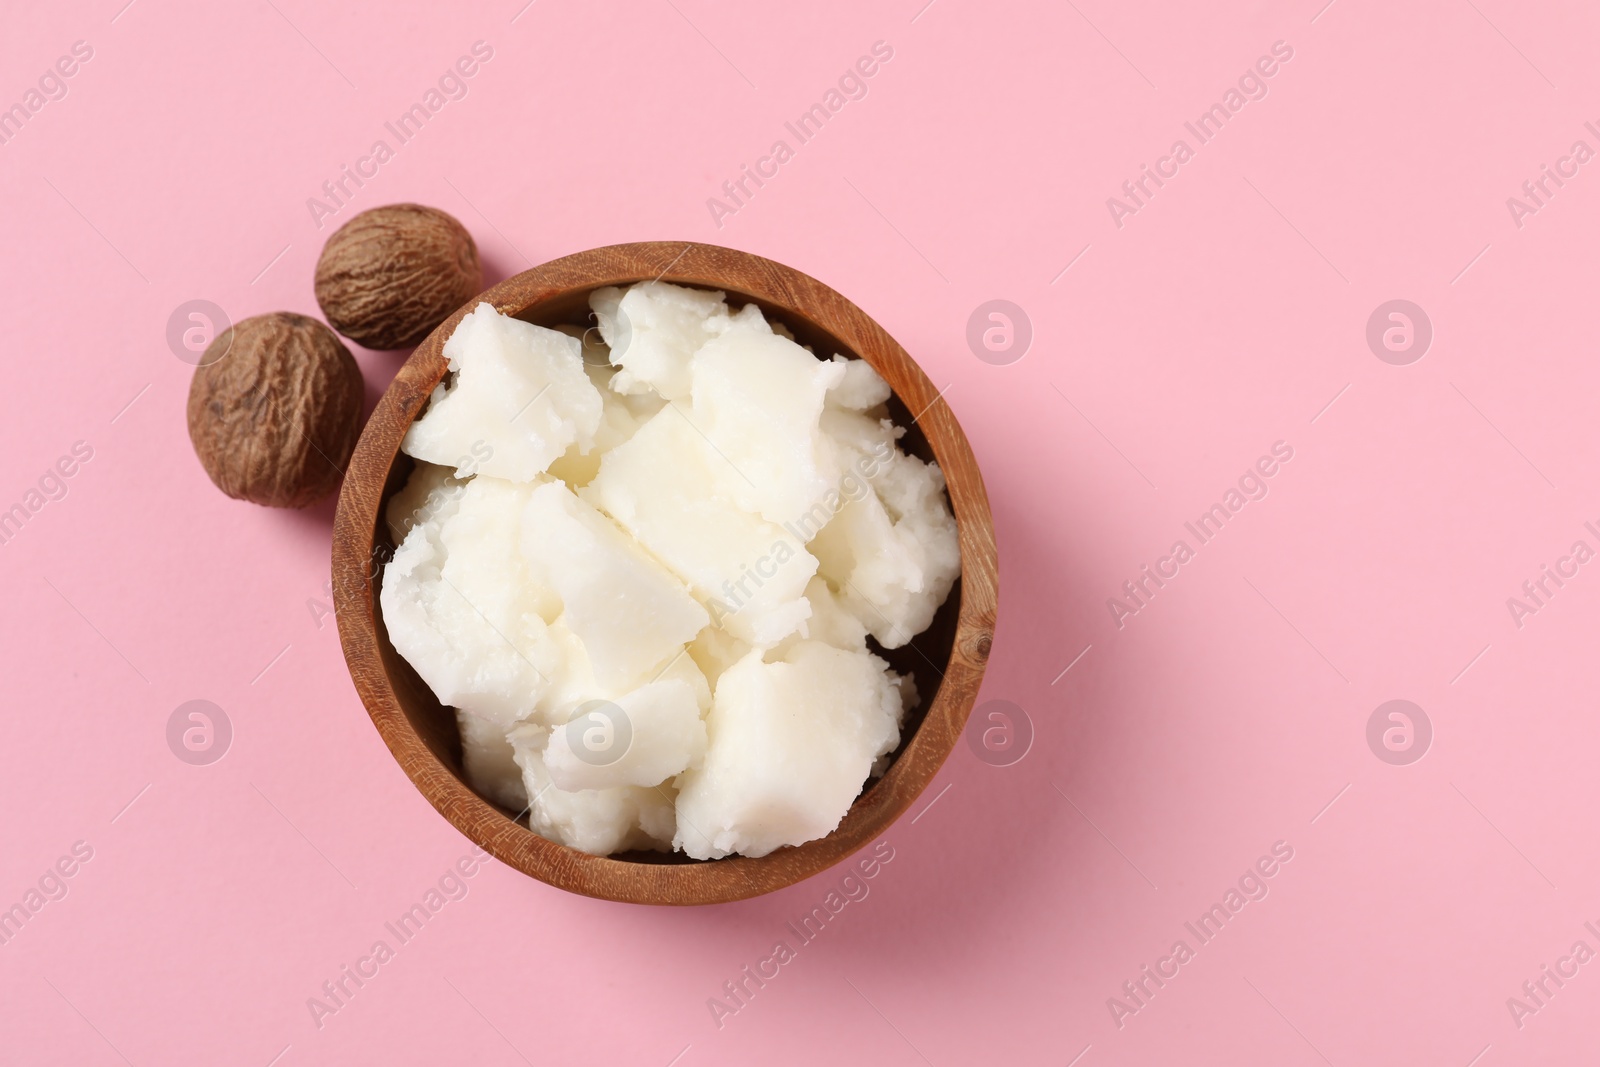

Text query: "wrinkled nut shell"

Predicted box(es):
[314, 204, 483, 350]
[187, 313, 364, 508]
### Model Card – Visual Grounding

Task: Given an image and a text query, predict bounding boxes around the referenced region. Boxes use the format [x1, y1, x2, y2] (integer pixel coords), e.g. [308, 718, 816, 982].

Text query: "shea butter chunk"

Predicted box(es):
[457, 709, 528, 811]
[824, 354, 892, 412]
[674, 641, 906, 859]
[543, 678, 708, 791]
[533, 618, 711, 728]
[585, 409, 817, 647]
[403, 303, 603, 482]
[812, 427, 960, 648]
[522, 480, 709, 689]
[384, 460, 465, 547]
[794, 576, 869, 653]
[380, 472, 560, 727]
[690, 322, 845, 527]
[509, 724, 676, 855]
[591, 281, 733, 400]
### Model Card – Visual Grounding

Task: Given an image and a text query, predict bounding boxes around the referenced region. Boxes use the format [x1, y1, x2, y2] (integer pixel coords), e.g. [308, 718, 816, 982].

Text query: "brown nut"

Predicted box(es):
[314, 204, 482, 350]
[186, 312, 364, 508]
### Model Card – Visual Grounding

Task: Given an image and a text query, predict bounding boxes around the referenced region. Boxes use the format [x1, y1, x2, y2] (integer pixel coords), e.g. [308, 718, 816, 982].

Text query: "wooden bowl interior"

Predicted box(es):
[367, 281, 961, 866]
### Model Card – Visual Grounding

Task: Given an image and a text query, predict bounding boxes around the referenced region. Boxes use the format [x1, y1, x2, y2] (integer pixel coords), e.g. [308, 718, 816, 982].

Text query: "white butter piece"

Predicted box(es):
[380, 474, 560, 728]
[508, 724, 676, 855]
[403, 303, 603, 482]
[689, 320, 845, 527]
[542, 678, 707, 791]
[457, 708, 528, 812]
[584, 407, 818, 647]
[825, 354, 892, 412]
[673, 640, 907, 859]
[591, 281, 734, 400]
[810, 412, 960, 648]
[522, 480, 708, 690]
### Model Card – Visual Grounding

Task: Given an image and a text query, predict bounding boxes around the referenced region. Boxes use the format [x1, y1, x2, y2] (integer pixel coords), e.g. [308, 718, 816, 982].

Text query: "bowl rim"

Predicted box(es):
[332, 241, 998, 905]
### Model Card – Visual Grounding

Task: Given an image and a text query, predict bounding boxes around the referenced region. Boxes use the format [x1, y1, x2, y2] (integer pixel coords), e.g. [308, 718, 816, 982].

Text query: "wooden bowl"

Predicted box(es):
[333, 242, 998, 905]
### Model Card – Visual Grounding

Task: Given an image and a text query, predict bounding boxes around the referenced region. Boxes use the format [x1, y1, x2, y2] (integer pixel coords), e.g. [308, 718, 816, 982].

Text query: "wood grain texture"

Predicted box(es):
[332, 242, 998, 905]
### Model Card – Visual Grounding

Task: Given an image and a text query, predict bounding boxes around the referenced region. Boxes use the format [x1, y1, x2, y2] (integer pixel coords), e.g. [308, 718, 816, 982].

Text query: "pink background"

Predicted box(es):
[2, 0, 1598, 1063]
